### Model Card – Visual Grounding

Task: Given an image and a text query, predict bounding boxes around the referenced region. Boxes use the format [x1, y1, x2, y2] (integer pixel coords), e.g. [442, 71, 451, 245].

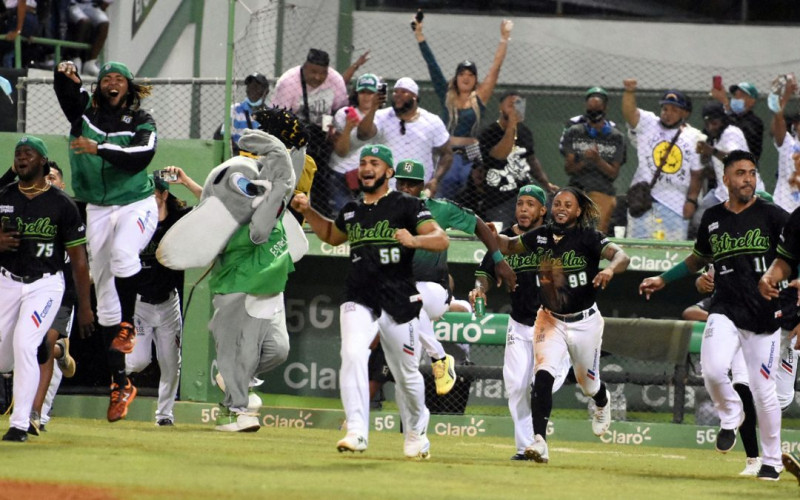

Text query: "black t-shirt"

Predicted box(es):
[334, 190, 434, 323]
[139, 204, 191, 303]
[0, 183, 85, 279]
[562, 122, 626, 196]
[476, 226, 541, 326]
[519, 225, 609, 314]
[730, 110, 764, 160]
[694, 198, 788, 333]
[478, 122, 536, 209]
[775, 206, 800, 329]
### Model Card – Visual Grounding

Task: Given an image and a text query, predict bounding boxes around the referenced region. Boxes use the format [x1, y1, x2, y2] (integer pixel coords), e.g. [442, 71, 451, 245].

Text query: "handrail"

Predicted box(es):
[2, 34, 91, 69]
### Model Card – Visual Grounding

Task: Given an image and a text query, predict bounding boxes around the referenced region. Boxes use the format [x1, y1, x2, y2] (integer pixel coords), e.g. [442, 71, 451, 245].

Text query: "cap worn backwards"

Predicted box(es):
[360, 144, 394, 168]
[98, 61, 134, 82]
[517, 184, 546, 206]
[394, 159, 425, 182]
[394, 77, 419, 96]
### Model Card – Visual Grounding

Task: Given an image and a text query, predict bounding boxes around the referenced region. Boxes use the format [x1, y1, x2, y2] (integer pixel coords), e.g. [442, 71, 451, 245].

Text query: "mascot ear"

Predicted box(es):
[245, 130, 296, 244]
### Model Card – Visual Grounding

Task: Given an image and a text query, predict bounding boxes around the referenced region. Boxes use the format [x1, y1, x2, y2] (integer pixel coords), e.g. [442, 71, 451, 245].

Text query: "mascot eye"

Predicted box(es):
[229, 172, 258, 198]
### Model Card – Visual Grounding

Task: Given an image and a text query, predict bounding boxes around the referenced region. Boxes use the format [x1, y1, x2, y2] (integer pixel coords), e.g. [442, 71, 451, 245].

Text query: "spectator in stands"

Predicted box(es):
[769, 77, 800, 213]
[356, 77, 454, 196]
[413, 17, 513, 199]
[269, 48, 347, 217]
[2, 0, 41, 68]
[622, 80, 702, 240]
[711, 81, 764, 160]
[475, 90, 556, 228]
[229, 72, 270, 156]
[695, 101, 763, 214]
[562, 87, 626, 234]
[325, 73, 381, 214]
[67, 0, 111, 76]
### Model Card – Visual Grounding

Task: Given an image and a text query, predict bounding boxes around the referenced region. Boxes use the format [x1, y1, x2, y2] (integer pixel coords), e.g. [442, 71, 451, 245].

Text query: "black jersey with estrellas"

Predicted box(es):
[0, 183, 85, 279]
[775, 206, 800, 330]
[694, 197, 788, 334]
[334, 190, 435, 323]
[519, 224, 610, 315]
[476, 226, 541, 326]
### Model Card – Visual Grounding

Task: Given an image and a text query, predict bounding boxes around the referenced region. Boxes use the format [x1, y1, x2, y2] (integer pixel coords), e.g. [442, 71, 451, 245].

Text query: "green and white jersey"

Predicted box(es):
[413, 196, 477, 287]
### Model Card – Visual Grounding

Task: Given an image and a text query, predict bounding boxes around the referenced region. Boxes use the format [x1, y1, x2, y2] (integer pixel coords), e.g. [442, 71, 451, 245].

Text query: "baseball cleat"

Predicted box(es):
[740, 457, 761, 476]
[757, 464, 781, 481]
[510, 453, 534, 461]
[110, 322, 137, 354]
[214, 406, 260, 432]
[403, 431, 430, 460]
[432, 354, 456, 396]
[591, 389, 612, 436]
[55, 338, 76, 378]
[783, 453, 800, 485]
[247, 392, 263, 414]
[27, 411, 41, 436]
[337, 433, 368, 453]
[107, 381, 137, 422]
[156, 418, 175, 427]
[524, 434, 549, 463]
[716, 411, 744, 454]
[2, 427, 28, 442]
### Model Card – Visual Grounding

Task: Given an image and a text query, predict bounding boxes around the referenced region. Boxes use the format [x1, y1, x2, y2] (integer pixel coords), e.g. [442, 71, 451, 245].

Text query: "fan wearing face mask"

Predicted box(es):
[229, 73, 271, 156]
[710, 81, 764, 161]
[562, 87, 626, 234]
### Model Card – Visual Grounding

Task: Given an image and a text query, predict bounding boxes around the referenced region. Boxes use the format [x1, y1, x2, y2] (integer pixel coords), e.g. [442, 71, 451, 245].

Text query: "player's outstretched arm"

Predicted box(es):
[290, 193, 347, 246]
[639, 253, 705, 300]
[395, 220, 449, 252]
[474, 217, 516, 290]
[66, 244, 95, 338]
[593, 243, 629, 289]
[759, 257, 792, 300]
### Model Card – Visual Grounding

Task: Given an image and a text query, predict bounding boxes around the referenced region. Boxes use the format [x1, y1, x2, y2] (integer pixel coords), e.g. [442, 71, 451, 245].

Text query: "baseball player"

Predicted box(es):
[125, 175, 192, 426]
[641, 150, 787, 481]
[0, 136, 93, 442]
[495, 186, 630, 463]
[470, 184, 571, 460]
[55, 60, 158, 422]
[292, 144, 449, 459]
[393, 158, 516, 395]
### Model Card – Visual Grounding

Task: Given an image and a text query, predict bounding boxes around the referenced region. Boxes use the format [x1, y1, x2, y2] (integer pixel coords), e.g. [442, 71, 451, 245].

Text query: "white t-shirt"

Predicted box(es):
[774, 132, 800, 213]
[373, 106, 450, 182]
[630, 110, 702, 215]
[709, 124, 763, 202]
[268, 65, 348, 128]
[329, 107, 373, 174]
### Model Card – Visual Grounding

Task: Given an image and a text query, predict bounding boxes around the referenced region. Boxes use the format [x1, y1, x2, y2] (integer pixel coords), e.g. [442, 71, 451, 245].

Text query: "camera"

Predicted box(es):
[154, 169, 178, 182]
[377, 83, 387, 96]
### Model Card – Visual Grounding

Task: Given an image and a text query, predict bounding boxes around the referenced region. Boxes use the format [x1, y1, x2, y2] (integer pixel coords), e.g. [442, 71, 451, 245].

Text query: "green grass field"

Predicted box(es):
[0, 416, 797, 499]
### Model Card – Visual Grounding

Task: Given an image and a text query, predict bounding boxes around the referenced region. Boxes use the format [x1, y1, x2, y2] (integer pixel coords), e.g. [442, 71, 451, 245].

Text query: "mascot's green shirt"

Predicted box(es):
[209, 218, 294, 295]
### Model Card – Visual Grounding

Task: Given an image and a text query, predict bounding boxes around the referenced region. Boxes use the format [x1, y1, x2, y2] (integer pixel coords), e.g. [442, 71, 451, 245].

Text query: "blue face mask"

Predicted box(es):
[245, 97, 264, 107]
[730, 98, 746, 114]
[767, 93, 781, 114]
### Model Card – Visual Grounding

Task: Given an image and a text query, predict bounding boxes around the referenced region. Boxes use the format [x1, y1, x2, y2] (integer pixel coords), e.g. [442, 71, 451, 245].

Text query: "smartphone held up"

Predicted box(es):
[410, 9, 424, 31]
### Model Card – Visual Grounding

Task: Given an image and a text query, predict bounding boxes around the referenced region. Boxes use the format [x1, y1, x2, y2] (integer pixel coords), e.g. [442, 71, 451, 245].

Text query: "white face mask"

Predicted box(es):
[767, 93, 781, 114]
[245, 97, 264, 107]
[730, 98, 746, 114]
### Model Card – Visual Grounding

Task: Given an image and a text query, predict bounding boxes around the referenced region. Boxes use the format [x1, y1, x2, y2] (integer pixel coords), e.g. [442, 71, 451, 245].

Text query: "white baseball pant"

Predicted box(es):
[41, 304, 74, 426]
[127, 291, 182, 422]
[340, 302, 427, 442]
[415, 281, 449, 360]
[700, 313, 782, 468]
[504, 317, 571, 454]
[776, 328, 799, 410]
[86, 196, 157, 327]
[0, 272, 64, 432]
[534, 305, 603, 398]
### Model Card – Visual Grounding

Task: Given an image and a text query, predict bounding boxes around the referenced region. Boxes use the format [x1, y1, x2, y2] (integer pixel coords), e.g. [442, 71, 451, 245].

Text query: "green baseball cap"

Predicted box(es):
[517, 184, 546, 206]
[756, 190, 773, 202]
[360, 144, 394, 169]
[356, 73, 379, 93]
[394, 159, 425, 182]
[98, 61, 134, 82]
[585, 86, 608, 102]
[16, 135, 47, 158]
[729, 82, 758, 99]
[152, 175, 170, 192]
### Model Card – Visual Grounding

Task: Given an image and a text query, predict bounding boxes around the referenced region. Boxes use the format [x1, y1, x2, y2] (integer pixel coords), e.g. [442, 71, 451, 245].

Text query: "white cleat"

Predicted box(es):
[592, 389, 612, 436]
[404, 431, 431, 460]
[524, 434, 549, 463]
[214, 409, 260, 433]
[337, 432, 368, 453]
[247, 392, 263, 413]
[740, 457, 762, 476]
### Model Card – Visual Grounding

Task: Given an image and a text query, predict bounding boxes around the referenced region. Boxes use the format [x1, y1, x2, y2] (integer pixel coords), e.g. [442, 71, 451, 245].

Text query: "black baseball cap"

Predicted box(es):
[702, 101, 726, 121]
[455, 60, 477, 77]
[245, 72, 269, 88]
[659, 90, 690, 110]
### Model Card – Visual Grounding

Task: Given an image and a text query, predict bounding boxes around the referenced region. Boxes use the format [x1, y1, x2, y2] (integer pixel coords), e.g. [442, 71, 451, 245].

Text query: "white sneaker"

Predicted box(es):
[247, 392, 263, 413]
[592, 389, 612, 436]
[214, 408, 260, 432]
[337, 432, 367, 453]
[83, 59, 100, 76]
[740, 457, 762, 476]
[404, 431, 431, 460]
[524, 434, 549, 463]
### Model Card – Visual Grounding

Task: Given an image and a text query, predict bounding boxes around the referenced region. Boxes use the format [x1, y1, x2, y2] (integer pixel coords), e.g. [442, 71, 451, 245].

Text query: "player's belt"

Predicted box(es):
[0, 267, 50, 284]
[140, 290, 175, 305]
[548, 307, 596, 323]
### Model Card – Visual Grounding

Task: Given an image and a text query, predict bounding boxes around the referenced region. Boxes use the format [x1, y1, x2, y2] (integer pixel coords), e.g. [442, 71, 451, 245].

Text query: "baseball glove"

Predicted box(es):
[253, 107, 308, 150]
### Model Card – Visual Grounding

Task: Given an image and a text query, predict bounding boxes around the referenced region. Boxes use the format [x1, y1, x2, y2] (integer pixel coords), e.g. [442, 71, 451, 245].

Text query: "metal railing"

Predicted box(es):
[2, 33, 90, 69]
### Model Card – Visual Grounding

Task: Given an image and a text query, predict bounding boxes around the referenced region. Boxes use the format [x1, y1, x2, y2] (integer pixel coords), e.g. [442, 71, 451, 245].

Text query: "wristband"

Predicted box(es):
[660, 261, 690, 284]
[686, 198, 698, 206]
[491, 250, 504, 264]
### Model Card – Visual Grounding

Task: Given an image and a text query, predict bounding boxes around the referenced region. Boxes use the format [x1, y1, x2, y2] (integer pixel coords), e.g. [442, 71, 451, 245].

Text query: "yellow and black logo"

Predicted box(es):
[652, 141, 683, 174]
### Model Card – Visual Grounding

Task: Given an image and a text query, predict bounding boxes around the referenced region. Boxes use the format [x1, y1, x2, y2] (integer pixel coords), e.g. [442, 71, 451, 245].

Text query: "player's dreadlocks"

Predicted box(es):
[554, 186, 600, 230]
[253, 106, 308, 149]
[91, 80, 153, 110]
